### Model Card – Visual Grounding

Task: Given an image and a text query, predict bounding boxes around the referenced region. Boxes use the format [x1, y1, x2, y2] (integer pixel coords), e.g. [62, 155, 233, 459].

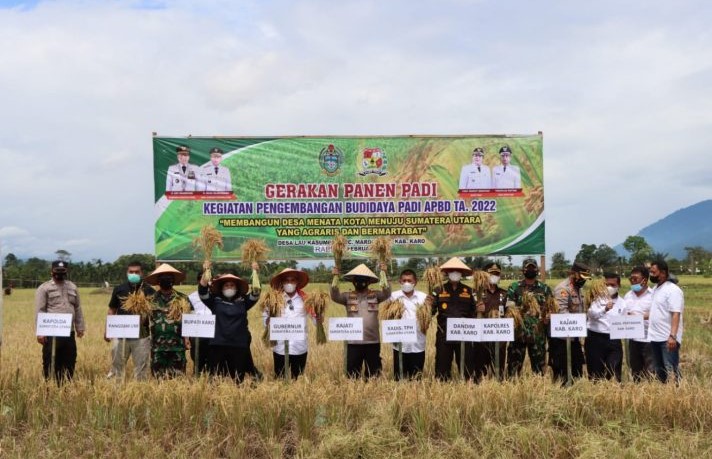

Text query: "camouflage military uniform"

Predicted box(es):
[506, 279, 552, 377]
[149, 291, 187, 377]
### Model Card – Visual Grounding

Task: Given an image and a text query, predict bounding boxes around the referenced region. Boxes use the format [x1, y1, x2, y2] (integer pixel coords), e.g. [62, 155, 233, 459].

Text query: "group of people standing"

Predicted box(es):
[34, 255, 683, 385]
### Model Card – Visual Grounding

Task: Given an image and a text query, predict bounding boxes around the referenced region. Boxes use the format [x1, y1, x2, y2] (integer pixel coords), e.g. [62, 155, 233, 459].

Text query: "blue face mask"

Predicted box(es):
[630, 283, 643, 293]
[127, 273, 141, 284]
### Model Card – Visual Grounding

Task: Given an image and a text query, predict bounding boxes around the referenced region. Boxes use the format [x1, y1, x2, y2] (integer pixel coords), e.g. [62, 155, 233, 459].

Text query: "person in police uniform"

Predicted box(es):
[200, 147, 233, 192]
[492, 145, 521, 189]
[550, 262, 591, 383]
[473, 262, 508, 379]
[428, 257, 477, 381]
[459, 147, 492, 190]
[506, 258, 552, 377]
[166, 145, 200, 192]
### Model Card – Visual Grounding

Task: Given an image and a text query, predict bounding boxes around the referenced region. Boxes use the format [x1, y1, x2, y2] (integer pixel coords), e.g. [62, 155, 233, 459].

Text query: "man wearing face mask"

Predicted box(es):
[199, 269, 261, 382]
[389, 269, 427, 380]
[331, 263, 391, 379]
[585, 272, 626, 382]
[550, 262, 591, 382]
[648, 259, 684, 384]
[268, 268, 310, 379]
[105, 261, 155, 381]
[474, 262, 508, 379]
[506, 258, 552, 378]
[428, 257, 477, 381]
[623, 266, 654, 381]
[35, 260, 85, 384]
[144, 263, 190, 378]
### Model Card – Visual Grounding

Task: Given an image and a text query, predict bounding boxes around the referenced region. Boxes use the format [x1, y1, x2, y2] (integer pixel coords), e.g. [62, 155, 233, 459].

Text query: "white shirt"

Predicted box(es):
[623, 288, 653, 343]
[166, 163, 200, 192]
[188, 291, 211, 315]
[587, 295, 626, 334]
[199, 165, 232, 192]
[648, 281, 684, 343]
[269, 292, 308, 356]
[491, 164, 521, 189]
[389, 289, 427, 353]
[459, 164, 492, 190]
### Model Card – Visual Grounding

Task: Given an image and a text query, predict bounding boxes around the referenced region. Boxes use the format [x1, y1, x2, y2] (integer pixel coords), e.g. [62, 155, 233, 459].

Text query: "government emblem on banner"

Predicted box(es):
[358, 147, 388, 176]
[319, 144, 343, 176]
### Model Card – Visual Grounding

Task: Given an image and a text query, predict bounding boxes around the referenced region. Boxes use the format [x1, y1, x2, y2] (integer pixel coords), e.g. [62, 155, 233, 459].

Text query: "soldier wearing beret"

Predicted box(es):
[459, 147, 492, 190]
[199, 147, 233, 192]
[166, 145, 200, 193]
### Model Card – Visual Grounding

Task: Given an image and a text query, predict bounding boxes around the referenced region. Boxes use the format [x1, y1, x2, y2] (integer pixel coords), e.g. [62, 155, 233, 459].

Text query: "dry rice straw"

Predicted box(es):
[167, 296, 191, 322]
[369, 237, 392, 288]
[260, 289, 285, 346]
[192, 225, 223, 263]
[416, 302, 432, 334]
[425, 266, 444, 293]
[241, 239, 270, 292]
[121, 290, 152, 316]
[520, 292, 541, 317]
[378, 298, 404, 320]
[585, 278, 609, 309]
[305, 290, 330, 344]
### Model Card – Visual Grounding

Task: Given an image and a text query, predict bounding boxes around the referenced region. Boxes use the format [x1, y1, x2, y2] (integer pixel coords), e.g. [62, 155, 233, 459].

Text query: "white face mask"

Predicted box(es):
[401, 282, 415, 293]
[489, 275, 500, 285]
[222, 288, 237, 298]
[606, 286, 619, 296]
[448, 272, 462, 282]
[283, 283, 297, 294]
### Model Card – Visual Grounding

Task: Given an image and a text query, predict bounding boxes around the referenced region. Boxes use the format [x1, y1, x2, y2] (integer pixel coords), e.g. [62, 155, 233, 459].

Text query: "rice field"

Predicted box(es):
[1, 277, 712, 458]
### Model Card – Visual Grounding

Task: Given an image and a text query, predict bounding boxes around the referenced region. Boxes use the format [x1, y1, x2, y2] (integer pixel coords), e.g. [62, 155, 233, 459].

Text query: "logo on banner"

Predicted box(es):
[319, 144, 343, 176]
[358, 147, 388, 176]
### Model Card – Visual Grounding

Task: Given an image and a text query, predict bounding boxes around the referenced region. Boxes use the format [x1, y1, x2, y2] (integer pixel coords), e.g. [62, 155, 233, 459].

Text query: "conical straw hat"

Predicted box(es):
[144, 263, 186, 285]
[439, 257, 473, 275]
[343, 263, 379, 283]
[211, 273, 249, 296]
[270, 268, 309, 290]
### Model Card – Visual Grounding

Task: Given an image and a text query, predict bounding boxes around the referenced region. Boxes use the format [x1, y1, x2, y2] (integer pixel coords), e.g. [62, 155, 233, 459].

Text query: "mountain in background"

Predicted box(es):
[615, 199, 712, 259]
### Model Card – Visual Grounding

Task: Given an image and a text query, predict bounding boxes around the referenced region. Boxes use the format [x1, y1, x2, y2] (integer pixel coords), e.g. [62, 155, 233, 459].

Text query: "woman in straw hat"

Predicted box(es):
[144, 263, 190, 378]
[198, 270, 260, 382]
[331, 263, 390, 379]
[427, 257, 477, 381]
[267, 268, 311, 379]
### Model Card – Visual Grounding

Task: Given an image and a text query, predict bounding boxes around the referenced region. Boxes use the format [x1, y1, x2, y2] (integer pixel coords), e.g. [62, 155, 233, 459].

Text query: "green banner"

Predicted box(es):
[153, 135, 545, 261]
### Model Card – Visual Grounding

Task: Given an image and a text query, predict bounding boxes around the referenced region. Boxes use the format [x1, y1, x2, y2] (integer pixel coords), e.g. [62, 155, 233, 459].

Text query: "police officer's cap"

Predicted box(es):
[484, 262, 501, 274]
[499, 145, 512, 155]
[522, 258, 538, 269]
[472, 147, 484, 157]
[51, 260, 69, 272]
[571, 262, 592, 279]
[209, 147, 224, 156]
[176, 145, 190, 154]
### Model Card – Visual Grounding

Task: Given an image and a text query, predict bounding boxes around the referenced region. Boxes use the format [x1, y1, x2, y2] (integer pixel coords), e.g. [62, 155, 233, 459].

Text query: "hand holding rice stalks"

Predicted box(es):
[544, 295, 559, 320]
[471, 270, 490, 318]
[584, 278, 609, 309]
[305, 290, 330, 344]
[331, 233, 348, 288]
[193, 225, 223, 268]
[167, 296, 191, 322]
[241, 239, 270, 294]
[378, 298, 404, 320]
[259, 289, 285, 346]
[504, 300, 524, 330]
[520, 292, 541, 317]
[121, 290, 152, 316]
[415, 302, 432, 334]
[369, 237, 392, 288]
[424, 265, 444, 293]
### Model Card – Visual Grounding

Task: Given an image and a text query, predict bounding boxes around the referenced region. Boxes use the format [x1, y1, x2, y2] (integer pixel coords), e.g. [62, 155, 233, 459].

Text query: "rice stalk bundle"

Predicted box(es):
[192, 225, 223, 265]
[520, 292, 541, 317]
[488, 309, 500, 319]
[369, 237, 392, 288]
[121, 290, 152, 316]
[415, 302, 432, 334]
[260, 289, 285, 346]
[425, 265, 444, 293]
[585, 278, 609, 309]
[167, 296, 191, 322]
[331, 233, 348, 288]
[378, 298, 404, 320]
[504, 301, 524, 330]
[471, 270, 490, 318]
[305, 290, 330, 344]
[241, 239, 270, 292]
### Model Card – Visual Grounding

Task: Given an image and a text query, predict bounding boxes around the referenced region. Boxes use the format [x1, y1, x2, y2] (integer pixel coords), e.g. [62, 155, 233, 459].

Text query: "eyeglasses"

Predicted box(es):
[287, 299, 294, 311]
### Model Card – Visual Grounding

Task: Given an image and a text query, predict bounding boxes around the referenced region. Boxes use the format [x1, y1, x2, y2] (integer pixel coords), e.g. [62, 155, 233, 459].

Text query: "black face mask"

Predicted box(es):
[159, 278, 174, 289]
[574, 278, 586, 289]
[354, 281, 368, 291]
[52, 272, 67, 281]
[649, 275, 659, 284]
[524, 270, 538, 279]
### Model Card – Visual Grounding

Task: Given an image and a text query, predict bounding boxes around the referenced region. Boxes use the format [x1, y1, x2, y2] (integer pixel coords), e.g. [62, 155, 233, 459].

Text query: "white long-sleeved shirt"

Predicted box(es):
[266, 292, 308, 356]
[587, 295, 626, 334]
[622, 288, 653, 343]
[389, 290, 427, 353]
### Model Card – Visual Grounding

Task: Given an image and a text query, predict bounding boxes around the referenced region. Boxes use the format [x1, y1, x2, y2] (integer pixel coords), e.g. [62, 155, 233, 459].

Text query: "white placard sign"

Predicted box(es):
[609, 315, 645, 340]
[181, 314, 216, 338]
[328, 317, 363, 341]
[106, 315, 140, 339]
[479, 318, 515, 342]
[36, 313, 73, 337]
[381, 319, 418, 343]
[550, 313, 588, 338]
[270, 317, 307, 341]
[446, 318, 479, 342]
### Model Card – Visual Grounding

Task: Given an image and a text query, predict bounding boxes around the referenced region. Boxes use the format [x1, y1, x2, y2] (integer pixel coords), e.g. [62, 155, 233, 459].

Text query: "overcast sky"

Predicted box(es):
[1, 0, 711, 265]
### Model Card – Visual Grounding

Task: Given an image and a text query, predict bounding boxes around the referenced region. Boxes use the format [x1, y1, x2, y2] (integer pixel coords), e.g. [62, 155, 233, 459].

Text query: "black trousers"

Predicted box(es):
[585, 330, 622, 382]
[42, 334, 77, 385]
[273, 352, 308, 379]
[548, 337, 585, 383]
[471, 342, 493, 383]
[435, 337, 474, 381]
[629, 340, 654, 382]
[209, 345, 251, 382]
[346, 343, 381, 379]
[189, 337, 212, 375]
[392, 349, 425, 380]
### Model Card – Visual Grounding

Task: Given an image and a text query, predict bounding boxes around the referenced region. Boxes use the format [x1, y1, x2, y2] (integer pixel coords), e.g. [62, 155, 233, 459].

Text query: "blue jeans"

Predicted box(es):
[650, 340, 681, 384]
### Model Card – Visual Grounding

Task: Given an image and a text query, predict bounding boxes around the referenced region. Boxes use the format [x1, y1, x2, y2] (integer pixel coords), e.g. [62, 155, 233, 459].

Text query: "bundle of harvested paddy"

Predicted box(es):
[331, 233, 348, 288]
[241, 239, 270, 293]
[415, 302, 432, 334]
[121, 290, 152, 316]
[305, 290, 330, 344]
[369, 236, 392, 288]
[378, 297, 404, 320]
[520, 292, 541, 317]
[471, 270, 491, 318]
[504, 301, 524, 330]
[167, 296, 191, 322]
[424, 265, 444, 293]
[260, 289, 285, 346]
[193, 225, 223, 263]
[584, 278, 609, 309]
